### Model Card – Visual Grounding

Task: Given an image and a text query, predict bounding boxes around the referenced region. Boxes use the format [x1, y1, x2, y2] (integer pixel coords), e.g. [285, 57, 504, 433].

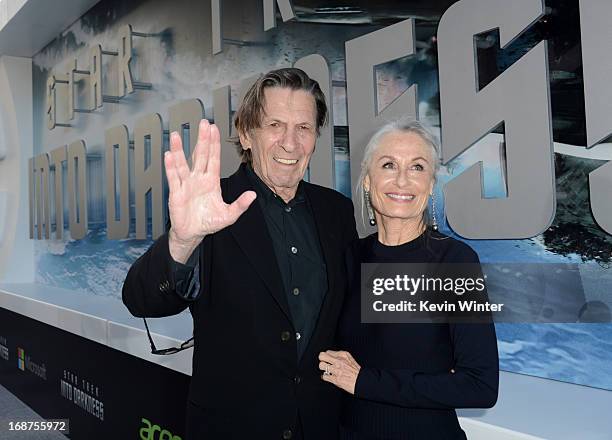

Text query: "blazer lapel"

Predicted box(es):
[225, 165, 291, 321]
[300, 184, 342, 360]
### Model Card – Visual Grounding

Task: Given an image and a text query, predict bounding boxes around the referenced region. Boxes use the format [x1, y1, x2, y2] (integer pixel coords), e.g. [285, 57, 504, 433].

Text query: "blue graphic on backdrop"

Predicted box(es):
[32, 0, 612, 392]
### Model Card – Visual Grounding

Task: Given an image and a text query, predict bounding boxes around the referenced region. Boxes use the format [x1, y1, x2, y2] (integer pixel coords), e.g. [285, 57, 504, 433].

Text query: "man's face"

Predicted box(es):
[241, 87, 318, 201]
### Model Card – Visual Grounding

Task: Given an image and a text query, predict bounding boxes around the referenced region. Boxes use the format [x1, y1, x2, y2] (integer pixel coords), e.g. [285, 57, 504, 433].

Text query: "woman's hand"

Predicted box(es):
[318, 350, 361, 395]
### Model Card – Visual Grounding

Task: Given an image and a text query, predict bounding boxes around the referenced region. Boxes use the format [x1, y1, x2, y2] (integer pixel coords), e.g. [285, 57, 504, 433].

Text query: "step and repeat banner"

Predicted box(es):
[0, 307, 189, 439]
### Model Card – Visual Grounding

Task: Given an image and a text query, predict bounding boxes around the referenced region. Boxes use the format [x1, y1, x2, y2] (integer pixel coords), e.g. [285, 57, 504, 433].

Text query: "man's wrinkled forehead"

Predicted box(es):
[258, 86, 317, 124]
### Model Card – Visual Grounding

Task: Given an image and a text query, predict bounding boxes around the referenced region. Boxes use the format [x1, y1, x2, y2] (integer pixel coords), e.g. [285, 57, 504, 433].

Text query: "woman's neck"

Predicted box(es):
[376, 216, 426, 246]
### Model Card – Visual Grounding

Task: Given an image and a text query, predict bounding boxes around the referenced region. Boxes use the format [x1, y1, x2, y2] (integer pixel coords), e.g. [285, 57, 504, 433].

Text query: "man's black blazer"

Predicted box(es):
[122, 163, 358, 439]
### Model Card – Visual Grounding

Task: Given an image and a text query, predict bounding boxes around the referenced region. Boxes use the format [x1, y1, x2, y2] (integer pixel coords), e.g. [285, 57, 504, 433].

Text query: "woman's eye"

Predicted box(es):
[382, 162, 395, 169]
[412, 163, 424, 171]
[269, 122, 279, 127]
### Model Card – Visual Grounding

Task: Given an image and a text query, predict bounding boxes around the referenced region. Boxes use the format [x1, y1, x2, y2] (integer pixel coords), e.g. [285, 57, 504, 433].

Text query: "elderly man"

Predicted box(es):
[122, 68, 357, 440]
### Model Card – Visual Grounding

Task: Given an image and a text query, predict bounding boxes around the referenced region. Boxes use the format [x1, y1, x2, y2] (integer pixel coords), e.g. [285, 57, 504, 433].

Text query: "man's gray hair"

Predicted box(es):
[356, 118, 441, 227]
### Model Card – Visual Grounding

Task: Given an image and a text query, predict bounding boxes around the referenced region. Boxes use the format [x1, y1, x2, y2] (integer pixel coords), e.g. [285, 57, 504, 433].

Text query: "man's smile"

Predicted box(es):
[273, 156, 299, 165]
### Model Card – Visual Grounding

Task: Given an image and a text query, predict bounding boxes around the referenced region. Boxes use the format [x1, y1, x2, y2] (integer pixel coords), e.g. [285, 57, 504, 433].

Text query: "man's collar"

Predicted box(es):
[244, 163, 305, 207]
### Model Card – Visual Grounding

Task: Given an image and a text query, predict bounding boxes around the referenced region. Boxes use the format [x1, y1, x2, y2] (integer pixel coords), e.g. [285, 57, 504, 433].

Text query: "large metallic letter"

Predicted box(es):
[46, 76, 57, 130]
[438, 0, 554, 238]
[294, 55, 334, 189]
[105, 125, 130, 239]
[590, 165, 612, 234]
[134, 113, 164, 239]
[67, 140, 88, 239]
[263, 0, 295, 31]
[29, 158, 34, 239]
[214, 74, 259, 177]
[34, 153, 51, 239]
[346, 18, 417, 223]
[169, 99, 205, 160]
[580, 0, 612, 234]
[90, 45, 103, 109]
[49, 145, 67, 239]
[212, 0, 222, 54]
[118, 25, 134, 97]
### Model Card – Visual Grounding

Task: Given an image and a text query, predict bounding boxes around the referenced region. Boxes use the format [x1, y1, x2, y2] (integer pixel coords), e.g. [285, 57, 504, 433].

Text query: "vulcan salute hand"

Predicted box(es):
[165, 119, 257, 264]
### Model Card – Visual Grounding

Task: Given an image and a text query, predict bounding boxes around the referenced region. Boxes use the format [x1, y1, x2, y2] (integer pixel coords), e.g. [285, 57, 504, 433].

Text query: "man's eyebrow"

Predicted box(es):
[262, 118, 314, 126]
[261, 117, 282, 124]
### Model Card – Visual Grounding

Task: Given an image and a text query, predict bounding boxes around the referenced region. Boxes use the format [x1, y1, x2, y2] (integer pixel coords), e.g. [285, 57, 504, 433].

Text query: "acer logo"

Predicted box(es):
[139, 418, 182, 440]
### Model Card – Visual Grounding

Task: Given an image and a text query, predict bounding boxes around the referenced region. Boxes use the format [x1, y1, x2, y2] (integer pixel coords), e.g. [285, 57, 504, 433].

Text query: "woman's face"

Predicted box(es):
[364, 131, 435, 224]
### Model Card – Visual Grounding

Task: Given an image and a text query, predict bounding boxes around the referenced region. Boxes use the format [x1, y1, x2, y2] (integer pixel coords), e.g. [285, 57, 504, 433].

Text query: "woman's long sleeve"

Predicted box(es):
[354, 321, 499, 409]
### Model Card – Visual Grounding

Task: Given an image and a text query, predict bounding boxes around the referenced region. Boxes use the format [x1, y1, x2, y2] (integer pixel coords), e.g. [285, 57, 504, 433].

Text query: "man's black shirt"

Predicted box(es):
[245, 164, 328, 360]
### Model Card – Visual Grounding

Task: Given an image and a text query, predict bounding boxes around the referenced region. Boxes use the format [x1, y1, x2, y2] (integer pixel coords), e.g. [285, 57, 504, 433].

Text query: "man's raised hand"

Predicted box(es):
[165, 119, 256, 263]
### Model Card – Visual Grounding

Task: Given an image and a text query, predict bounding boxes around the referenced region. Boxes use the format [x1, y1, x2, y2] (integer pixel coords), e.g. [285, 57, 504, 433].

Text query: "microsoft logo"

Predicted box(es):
[17, 347, 25, 371]
[15, 347, 46, 380]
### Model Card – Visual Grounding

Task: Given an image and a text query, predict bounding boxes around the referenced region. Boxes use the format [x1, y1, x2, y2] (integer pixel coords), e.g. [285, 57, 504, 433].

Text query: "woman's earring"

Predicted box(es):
[364, 190, 376, 226]
[431, 195, 438, 231]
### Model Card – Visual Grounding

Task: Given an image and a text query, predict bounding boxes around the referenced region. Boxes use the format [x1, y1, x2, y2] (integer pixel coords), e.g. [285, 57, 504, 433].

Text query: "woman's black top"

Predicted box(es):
[336, 230, 499, 440]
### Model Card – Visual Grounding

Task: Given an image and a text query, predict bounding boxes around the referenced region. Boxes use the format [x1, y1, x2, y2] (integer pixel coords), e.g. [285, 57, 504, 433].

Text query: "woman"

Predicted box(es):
[319, 120, 499, 439]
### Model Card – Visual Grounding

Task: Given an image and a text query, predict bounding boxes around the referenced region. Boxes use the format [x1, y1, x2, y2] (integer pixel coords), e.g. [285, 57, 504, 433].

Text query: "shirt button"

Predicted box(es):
[290, 246, 298, 254]
[282, 429, 293, 439]
[294, 375, 302, 384]
[295, 332, 301, 341]
[284, 206, 292, 213]
[292, 287, 300, 296]
[281, 331, 291, 342]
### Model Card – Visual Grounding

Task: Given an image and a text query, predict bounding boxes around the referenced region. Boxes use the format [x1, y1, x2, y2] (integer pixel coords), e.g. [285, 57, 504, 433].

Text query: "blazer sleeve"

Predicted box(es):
[354, 243, 499, 409]
[122, 232, 199, 318]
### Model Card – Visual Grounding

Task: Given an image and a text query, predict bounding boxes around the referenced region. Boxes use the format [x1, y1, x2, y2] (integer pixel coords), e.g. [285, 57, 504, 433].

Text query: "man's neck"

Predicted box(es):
[271, 186, 297, 203]
[249, 165, 299, 203]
